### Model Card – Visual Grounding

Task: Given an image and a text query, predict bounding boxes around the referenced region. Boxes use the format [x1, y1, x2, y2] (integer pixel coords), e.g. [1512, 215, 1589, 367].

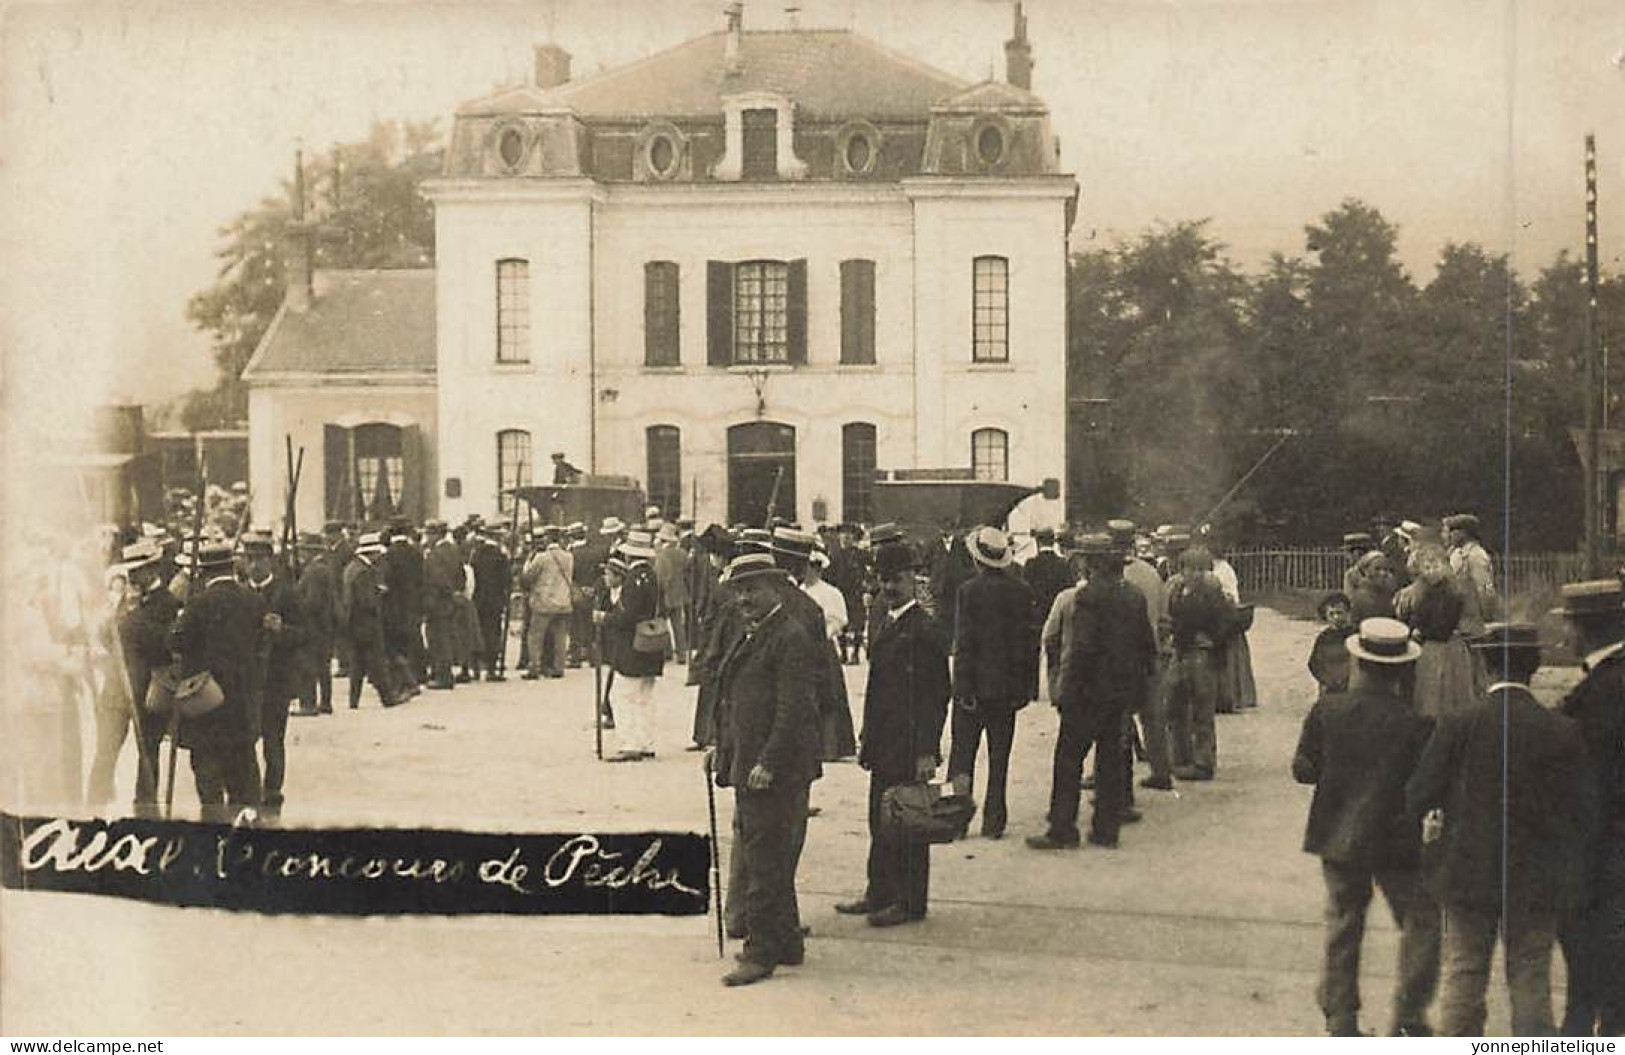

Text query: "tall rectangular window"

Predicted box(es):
[496, 259, 530, 363]
[972, 256, 1009, 362]
[644, 261, 681, 366]
[842, 422, 877, 525]
[734, 260, 790, 364]
[741, 109, 778, 179]
[840, 259, 876, 365]
[497, 429, 532, 515]
[646, 425, 681, 518]
[972, 428, 1008, 482]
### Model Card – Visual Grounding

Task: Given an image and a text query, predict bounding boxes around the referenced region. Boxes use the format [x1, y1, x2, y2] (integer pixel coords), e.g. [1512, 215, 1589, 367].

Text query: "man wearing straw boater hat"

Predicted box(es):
[109, 538, 180, 816]
[949, 526, 1038, 840]
[342, 532, 406, 710]
[1547, 579, 1625, 1036]
[596, 526, 663, 760]
[169, 541, 268, 824]
[1407, 621, 1593, 1036]
[708, 551, 823, 985]
[1292, 617, 1439, 1037]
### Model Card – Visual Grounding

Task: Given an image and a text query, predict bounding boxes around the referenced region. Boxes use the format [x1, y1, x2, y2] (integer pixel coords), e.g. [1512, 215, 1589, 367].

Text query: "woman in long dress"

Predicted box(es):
[1393, 543, 1484, 720]
[1211, 546, 1258, 713]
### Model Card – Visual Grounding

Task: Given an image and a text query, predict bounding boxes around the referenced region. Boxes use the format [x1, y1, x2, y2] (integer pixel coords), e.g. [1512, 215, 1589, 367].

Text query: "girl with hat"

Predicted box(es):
[1393, 542, 1487, 721]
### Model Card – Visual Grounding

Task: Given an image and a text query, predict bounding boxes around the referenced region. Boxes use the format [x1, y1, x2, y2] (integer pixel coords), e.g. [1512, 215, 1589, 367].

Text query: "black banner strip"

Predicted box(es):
[0, 813, 709, 917]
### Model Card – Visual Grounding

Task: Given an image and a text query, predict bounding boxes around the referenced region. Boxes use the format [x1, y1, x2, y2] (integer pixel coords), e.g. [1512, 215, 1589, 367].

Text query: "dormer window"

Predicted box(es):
[836, 121, 882, 178]
[975, 123, 1006, 167]
[741, 109, 779, 179]
[647, 134, 677, 178]
[492, 120, 530, 174]
[712, 92, 807, 181]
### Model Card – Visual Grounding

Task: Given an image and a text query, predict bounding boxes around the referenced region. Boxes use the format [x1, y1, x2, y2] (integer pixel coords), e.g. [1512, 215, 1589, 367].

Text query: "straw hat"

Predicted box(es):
[1345, 617, 1422, 665]
[966, 526, 1013, 569]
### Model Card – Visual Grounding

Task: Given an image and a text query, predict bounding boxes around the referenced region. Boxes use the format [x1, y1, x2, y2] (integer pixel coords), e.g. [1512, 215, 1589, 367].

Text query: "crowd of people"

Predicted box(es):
[8, 498, 1620, 1034]
[1292, 512, 1622, 1037]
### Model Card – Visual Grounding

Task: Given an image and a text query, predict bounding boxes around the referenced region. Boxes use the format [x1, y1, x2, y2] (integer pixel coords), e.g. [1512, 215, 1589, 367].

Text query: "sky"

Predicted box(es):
[3, 0, 1623, 413]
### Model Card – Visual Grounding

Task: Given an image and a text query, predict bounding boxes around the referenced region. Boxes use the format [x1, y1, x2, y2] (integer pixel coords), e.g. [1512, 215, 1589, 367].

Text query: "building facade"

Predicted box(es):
[247, 6, 1075, 531]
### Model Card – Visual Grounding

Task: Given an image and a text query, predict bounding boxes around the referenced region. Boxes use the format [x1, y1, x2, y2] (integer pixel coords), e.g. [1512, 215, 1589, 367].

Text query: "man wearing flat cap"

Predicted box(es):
[1292, 617, 1439, 1037]
[1443, 514, 1496, 620]
[1550, 580, 1625, 1036]
[1029, 532, 1156, 851]
[1407, 622, 1594, 1036]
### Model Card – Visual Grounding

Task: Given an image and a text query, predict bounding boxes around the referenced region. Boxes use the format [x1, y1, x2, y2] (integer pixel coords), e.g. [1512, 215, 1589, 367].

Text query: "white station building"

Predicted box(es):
[245, 5, 1076, 530]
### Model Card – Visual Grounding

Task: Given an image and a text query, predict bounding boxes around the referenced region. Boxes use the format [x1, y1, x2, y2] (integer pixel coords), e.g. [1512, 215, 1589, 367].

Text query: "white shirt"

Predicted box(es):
[1213, 559, 1241, 604]
[802, 578, 848, 640]
[1582, 641, 1624, 672]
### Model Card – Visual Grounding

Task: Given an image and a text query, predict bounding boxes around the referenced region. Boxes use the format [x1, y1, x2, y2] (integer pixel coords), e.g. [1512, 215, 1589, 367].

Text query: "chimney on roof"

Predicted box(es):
[285, 148, 314, 314]
[724, 2, 744, 73]
[534, 43, 571, 89]
[1004, 1, 1033, 90]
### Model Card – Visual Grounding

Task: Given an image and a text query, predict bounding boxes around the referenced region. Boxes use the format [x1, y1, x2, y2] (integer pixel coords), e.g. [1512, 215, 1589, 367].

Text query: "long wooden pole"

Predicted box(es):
[1583, 133, 1602, 576]
[1194, 432, 1293, 530]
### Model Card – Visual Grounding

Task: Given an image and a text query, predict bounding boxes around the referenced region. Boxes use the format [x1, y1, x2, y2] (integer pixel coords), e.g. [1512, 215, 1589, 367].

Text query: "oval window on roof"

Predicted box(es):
[976, 124, 1006, 167]
[498, 127, 526, 169]
[845, 133, 872, 174]
[648, 133, 677, 178]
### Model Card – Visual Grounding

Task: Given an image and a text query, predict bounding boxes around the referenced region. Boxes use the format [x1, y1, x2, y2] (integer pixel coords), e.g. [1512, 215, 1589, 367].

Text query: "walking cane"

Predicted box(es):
[704, 752, 724, 958]
[162, 710, 180, 818]
[593, 623, 604, 761]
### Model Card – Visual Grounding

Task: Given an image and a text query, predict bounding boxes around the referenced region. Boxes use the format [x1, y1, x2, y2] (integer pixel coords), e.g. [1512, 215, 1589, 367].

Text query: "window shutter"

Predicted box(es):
[324, 424, 350, 521]
[787, 258, 808, 365]
[841, 259, 875, 365]
[401, 424, 424, 523]
[644, 262, 680, 366]
[707, 261, 733, 366]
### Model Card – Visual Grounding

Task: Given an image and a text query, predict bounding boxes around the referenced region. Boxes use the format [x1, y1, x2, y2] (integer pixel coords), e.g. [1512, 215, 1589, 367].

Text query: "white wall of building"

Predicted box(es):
[248, 382, 437, 532]
[427, 178, 1071, 528]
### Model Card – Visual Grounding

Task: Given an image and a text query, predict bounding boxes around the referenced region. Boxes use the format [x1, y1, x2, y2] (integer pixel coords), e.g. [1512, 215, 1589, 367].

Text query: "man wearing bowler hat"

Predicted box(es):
[836, 536, 950, 926]
[169, 542, 268, 824]
[1550, 580, 1625, 1036]
[1028, 532, 1156, 851]
[240, 531, 308, 818]
[1407, 622, 1594, 1036]
[949, 526, 1038, 839]
[1293, 617, 1439, 1037]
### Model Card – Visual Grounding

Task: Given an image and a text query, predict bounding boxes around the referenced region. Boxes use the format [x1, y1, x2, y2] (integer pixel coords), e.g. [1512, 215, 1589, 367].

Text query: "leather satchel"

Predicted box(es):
[880, 781, 977, 844]
[145, 664, 226, 719]
[632, 617, 672, 655]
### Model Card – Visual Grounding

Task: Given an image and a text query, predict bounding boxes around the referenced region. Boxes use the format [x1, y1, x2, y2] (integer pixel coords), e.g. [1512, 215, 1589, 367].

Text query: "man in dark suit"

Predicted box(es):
[1029, 533, 1156, 851]
[1550, 580, 1625, 1037]
[1022, 527, 1072, 637]
[471, 528, 512, 680]
[422, 520, 463, 690]
[294, 532, 338, 716]
[1292, 617, 1439, 1038]
[170, 543, 267, 824]
[1407, 623, 1595, 1037]
[382, 524, 427, 692]
[709, 552, 823, 987]
[949, 526, 1037, 839]
[836, 537, 950, 927]
[927, 525, 976, 643]
[326, 522, 355, 678]
[240, 532, 308, 818]
[343, 533, 404, 709]
[114, 541, 181, 817]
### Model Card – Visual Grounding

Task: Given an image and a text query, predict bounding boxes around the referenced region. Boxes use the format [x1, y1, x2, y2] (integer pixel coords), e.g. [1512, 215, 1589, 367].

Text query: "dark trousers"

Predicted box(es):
[948, 701, 1017, 832]
[348, 629, 396, 707]
[1441, 902, 1558, 1036]
[734, 782, 810, 966]
[298, 633, 334, 712]
[1560, 834, 1625, 1036]
[131, 712, 167, 816]
[259, 694, 292, 807]
[866, 774, 930, 915]
[425, 596, 457, 682]
[1170, 648, 1220, 774]
[1048, 702, 1128, 844]
[189, 740, 261, 824]
[1317, 859, 1441, 1033]
[477, 605, 504, 672]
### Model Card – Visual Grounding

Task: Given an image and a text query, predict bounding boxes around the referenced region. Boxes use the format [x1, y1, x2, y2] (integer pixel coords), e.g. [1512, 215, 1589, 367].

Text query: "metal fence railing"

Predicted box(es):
[1227, 548, 1586, 600]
